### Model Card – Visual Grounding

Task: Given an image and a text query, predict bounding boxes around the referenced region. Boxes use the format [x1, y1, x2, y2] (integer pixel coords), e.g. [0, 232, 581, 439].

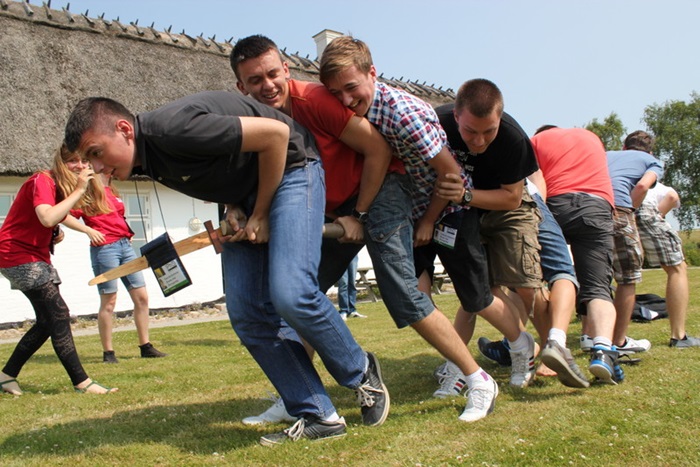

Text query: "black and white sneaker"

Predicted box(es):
[355, 352, 390, 426]
[259, 417, 347, 446]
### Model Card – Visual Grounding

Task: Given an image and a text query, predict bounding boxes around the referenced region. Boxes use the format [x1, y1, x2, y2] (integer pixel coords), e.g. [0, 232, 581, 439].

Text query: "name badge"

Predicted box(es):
[433, 222, 458, 249]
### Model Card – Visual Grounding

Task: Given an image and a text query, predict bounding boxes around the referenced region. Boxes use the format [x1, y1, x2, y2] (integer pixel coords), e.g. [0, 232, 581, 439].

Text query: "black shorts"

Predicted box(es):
[434, 208, 494, 313]
[547, 193, 614, 314]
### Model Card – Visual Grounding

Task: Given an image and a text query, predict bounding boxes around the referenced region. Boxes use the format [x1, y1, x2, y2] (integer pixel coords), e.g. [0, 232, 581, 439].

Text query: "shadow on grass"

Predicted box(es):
[0, 398, 277, 456]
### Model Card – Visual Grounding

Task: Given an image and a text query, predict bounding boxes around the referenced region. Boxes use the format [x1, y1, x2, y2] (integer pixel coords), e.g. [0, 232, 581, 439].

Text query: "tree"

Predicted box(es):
[643, 92, 700, 230]
[585, 112, 626, 150]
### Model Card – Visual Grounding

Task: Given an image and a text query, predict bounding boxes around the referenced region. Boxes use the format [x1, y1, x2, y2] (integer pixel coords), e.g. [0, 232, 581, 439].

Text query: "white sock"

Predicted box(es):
[507, 332, 529, 353]
[322, 412, 340, 422]
[592, 336, 613, 349]
[465, 368, 491, 388]
[548, 328, 567, 347]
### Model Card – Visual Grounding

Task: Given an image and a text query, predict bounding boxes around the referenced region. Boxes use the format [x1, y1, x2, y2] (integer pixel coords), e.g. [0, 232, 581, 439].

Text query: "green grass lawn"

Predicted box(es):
[2, 268, 699, 466]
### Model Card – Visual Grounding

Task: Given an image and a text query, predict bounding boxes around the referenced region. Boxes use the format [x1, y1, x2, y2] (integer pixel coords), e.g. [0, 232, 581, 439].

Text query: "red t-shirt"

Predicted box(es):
[0, 171, 59, 267]
[71, 186, 133, 246]
[530, 127, 614, 206]
[288, 80, 404, 212]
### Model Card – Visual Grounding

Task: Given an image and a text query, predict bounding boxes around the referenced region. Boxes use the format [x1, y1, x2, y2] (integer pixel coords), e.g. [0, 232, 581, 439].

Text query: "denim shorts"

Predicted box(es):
[90, 238, 146, 294]
[532, 193, 579, 289]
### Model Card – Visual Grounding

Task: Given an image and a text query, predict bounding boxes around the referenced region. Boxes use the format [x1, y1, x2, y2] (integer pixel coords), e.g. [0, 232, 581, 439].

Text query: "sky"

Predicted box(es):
[57, 0, 699, 137]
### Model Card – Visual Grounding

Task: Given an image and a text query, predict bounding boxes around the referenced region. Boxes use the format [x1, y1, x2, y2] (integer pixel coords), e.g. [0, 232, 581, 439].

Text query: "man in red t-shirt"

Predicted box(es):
[530, 126, 623, 385]
[233, 35, 503, 424]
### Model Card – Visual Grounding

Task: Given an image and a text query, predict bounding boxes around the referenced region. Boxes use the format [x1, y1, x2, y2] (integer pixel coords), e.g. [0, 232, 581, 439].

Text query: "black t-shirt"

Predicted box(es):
[133, 91, 318, 205]
[435, 103, 538, 190]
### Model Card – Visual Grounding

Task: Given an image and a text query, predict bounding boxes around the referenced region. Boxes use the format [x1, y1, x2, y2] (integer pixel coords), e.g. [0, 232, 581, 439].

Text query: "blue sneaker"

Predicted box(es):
[588, 346, 624, 384]
[477, 337, 511, 366]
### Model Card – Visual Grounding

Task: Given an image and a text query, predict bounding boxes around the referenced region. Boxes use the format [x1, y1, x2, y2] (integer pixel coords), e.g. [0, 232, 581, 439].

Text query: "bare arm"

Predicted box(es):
[238, 116, 289, 244]
[414, 147, 462, 246]
[335, 116, 394, 242]
[339, 116, 393, 212]
[35, 166, 94, 228]
[437, 175, 523, 211]
[528, 169, 547, 200]
[630, 171, 658, 209]
[657, 188, 680, 217]
[62, 214, 106, 245]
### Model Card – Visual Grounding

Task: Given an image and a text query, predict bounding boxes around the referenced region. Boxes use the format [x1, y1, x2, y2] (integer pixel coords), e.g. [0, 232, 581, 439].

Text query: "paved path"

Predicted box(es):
[0, 311, 230, 345]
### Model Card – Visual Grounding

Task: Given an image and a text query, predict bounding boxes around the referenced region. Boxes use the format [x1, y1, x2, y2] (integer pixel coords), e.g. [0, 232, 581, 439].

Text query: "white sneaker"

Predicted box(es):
[617, 336, 651, 355]
[580, 334, 593, 352]
[349, 311, 367, 318]
[433, 361, 449, 381]
[459, 376, 499, 422]
[432, 360, 467, 398]
[509, 332, 535, 388]
[242, 396, 296, 426]
[340, 312, 348, 321]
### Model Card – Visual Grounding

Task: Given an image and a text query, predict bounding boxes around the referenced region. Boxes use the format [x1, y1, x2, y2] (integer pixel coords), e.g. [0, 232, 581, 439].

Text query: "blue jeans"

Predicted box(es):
[90, 238, 146, 294]
[364, 173, 435, 328]
[223, 160, 367, 420]
[318, 173, 434, 328]
[532, 193, 579, 290]
[337, 256, 359, 314]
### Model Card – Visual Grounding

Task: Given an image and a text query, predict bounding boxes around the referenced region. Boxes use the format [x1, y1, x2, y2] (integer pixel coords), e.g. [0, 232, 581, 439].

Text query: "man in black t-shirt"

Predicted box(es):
[63, 91, 389, 445]
[433, 79, 588, 389]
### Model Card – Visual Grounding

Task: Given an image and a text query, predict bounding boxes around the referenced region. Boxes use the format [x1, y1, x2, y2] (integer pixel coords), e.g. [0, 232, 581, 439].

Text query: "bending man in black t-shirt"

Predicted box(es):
[63, 91, 389, 445]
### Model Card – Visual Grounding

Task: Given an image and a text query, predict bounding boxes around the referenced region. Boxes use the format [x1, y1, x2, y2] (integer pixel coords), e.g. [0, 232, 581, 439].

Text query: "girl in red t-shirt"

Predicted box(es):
[0, 144, 118, 395]
[65, 174, 166, 363]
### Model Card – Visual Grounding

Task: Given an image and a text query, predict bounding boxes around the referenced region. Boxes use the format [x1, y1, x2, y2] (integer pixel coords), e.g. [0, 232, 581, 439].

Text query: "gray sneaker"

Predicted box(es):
[540, 340, 590, 388]
[432, 360, 467, 398]
[509, 332, 535, 388]
[259, 417, 347, 446]
[670, 335, 700, 348]
[355, 352, 390, 426]
[433, 361, 449, 381]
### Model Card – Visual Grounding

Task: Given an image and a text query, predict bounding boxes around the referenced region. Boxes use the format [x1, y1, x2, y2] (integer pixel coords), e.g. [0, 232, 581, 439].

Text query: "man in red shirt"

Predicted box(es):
[530, 126, 623, 384]
[232, 35, 501, 423]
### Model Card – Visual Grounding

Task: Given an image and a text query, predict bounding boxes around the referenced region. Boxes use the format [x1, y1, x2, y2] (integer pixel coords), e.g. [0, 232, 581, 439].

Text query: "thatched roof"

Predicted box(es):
[0, 0, 455, 175]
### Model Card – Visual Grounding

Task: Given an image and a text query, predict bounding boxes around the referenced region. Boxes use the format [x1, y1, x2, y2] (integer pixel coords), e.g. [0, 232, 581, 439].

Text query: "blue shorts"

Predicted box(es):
[90, 238, 146, 295]
[532, 193, 579, 290]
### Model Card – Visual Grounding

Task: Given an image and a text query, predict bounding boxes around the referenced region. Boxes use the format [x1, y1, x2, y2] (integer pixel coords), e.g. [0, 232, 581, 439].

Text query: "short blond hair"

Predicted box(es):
[320, 36, 373, 84]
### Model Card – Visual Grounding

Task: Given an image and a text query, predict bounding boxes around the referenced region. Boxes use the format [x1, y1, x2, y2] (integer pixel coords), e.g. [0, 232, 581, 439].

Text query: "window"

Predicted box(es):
[122, 191, 150, 254]
[0, 193, 14, 228]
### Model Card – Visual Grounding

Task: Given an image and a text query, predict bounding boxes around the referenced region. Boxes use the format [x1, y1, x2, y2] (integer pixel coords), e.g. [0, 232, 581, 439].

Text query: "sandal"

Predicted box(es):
[1, 378, 23, 396]
[74, 381, 119, 394]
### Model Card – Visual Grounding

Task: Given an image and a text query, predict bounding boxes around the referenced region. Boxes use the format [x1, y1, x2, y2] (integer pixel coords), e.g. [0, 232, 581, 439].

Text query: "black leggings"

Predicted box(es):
[2, 281, 88, 386]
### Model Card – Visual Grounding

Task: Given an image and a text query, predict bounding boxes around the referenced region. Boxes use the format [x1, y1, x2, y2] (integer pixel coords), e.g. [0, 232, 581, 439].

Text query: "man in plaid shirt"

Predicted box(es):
[321, 36, 536, 422]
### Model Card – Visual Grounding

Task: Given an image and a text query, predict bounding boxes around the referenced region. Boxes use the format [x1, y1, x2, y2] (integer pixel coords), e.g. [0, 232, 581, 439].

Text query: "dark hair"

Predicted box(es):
[454, 79, 503, 117]
[624, 130, 654, 153]
[230, 34, 281, 80]
[534, 124, 558, 135]
[64, 97, 134, 152]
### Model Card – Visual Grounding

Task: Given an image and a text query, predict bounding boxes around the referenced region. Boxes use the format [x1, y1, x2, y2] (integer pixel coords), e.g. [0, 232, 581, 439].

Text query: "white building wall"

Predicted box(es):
[1, 179, 224, 324]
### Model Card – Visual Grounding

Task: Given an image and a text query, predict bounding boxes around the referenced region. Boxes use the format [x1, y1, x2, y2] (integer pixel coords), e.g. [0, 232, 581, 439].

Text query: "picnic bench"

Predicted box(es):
[353, 251, 451, 303]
